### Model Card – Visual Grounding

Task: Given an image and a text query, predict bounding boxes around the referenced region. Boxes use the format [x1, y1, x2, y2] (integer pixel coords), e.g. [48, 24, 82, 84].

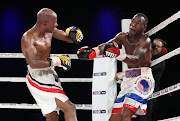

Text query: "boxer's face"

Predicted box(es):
[46, 14, 58, 33]
[129, 15, 147, 36]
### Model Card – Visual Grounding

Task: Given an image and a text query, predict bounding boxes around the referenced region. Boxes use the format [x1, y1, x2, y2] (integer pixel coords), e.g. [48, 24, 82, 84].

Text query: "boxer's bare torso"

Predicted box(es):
[115, 32, 151, 68]
[21, 28, 52, 68]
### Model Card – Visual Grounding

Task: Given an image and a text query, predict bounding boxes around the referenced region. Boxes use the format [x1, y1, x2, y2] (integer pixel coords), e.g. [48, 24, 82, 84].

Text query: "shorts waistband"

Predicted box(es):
[27, 65, 55, 76]
[125, 67, 151, 78]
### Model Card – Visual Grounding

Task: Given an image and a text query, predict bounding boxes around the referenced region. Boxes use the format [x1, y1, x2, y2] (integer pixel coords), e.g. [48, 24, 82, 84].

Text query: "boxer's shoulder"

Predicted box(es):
[114, 32, 129, 44]
[140, 34, 151, 46]
[21, 29, 36, 45]
[141, 34, 151, 41]
[22, 28, 34, 39]
[116, 32, 128, 39]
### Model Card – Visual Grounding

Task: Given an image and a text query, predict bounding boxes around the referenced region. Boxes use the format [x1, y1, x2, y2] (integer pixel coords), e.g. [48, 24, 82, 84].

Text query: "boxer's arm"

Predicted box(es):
[77, 32, 124, 60]
[21, 36, 51, 68]
[53, 28, 74, 43]
[97, 32, 124, 55]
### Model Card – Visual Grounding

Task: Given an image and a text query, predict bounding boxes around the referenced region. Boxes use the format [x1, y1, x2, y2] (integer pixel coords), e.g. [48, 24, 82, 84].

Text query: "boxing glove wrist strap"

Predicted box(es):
[92, 47, 100, 56]
[47, 58, 54, 67]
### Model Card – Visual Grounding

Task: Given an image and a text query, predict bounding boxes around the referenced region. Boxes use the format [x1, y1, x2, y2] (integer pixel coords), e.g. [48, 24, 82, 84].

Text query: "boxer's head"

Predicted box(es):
[36, 8, 58, 33]
[129, 13, 148, 36]
[152, 38, 167, 56]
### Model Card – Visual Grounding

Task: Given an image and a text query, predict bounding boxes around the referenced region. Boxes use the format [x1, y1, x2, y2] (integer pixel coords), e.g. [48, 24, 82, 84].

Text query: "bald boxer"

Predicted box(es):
[78, 13, 154, 121]
[21, 8, 82, 121]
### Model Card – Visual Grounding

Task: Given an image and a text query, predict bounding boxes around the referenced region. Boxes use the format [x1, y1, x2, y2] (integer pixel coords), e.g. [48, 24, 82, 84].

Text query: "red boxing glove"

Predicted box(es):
[77, 46, 98, 60]
[103, 41, 120, 58]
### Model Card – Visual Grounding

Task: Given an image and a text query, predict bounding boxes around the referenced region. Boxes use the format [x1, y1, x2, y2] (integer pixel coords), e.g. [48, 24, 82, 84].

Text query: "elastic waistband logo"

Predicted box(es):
[125, 69, 141, 78]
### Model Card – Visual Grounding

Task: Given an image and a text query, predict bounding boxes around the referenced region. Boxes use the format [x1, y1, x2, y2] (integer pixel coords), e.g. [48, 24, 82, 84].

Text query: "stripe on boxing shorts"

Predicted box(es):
[115, 93, 147, 104]
[123, 104, 138, 112]
[112, 107, 138, 117]
[27, 74, 66, 95]
[112, 103, 138, 113]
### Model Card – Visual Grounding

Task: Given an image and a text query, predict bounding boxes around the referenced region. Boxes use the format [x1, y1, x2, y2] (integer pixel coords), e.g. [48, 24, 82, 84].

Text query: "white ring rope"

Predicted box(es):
[0, 103, 92, 110]
[0, 82, 179, 110]
[147, 83, 180, 100]
[151, 46, 180, 67]
[146, 10, 180, 36]
[158, 116, 180, 121]
[0, 45, 179, 68]
[0, 53, 78, 59]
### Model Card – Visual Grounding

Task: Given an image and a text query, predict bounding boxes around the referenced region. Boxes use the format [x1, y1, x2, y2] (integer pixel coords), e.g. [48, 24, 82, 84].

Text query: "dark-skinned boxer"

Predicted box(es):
[78, 13, 155, 121]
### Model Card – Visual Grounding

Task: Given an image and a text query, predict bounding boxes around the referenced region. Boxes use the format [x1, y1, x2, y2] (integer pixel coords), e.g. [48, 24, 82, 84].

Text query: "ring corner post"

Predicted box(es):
[92, 57, 117, 121]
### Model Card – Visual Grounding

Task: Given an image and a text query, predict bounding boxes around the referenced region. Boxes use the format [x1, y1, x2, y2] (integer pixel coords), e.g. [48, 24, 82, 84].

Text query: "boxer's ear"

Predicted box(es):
[42, 21, 48, 27]
[144, 24, 147, 32]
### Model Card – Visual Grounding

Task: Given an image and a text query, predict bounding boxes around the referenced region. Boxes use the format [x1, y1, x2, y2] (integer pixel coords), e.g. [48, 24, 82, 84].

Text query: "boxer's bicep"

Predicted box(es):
[53, 28, 74, 43]
[144, 38, 152, 64]
[21, 36, 37, 64]
[97, 43, 106, 55]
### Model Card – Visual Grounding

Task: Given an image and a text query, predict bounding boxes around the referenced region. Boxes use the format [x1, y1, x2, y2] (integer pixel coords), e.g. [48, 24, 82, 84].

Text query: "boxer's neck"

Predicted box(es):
[128, 32, 143, 44]
[33, 25, 46, 38]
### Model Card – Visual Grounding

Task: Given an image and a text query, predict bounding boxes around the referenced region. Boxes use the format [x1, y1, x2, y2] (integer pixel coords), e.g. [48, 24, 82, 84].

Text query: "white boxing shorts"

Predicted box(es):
[26, 65, 69, 116]
[112, 67, 155, 117]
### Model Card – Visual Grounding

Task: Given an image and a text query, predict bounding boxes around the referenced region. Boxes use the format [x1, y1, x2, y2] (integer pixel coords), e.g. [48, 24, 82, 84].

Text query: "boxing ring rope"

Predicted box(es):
[0, 53, 79, 59]
[0, 50, 180, 109]
[0, 103, 92, 110]
[0, 10, 179, 120]
[145, 10, 180, 36]
[0, 81, 179, 109]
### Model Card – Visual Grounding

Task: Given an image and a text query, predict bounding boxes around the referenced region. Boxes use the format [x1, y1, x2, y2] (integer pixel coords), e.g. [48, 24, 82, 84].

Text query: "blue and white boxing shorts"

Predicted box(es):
[112, 67, 155, 117]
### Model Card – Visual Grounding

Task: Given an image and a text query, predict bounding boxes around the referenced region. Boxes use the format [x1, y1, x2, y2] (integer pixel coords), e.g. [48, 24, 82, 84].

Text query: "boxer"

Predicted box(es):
[21, 8, 83, 121]
[78, 13, 154, 121]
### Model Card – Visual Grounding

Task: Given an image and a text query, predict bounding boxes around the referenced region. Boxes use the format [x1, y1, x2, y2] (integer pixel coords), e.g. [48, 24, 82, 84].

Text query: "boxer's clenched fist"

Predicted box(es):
[65, 26, 83, 44]
[103, 41, 127, 61]
[103, 41, 120, 58]
[77, 46, 96, 60]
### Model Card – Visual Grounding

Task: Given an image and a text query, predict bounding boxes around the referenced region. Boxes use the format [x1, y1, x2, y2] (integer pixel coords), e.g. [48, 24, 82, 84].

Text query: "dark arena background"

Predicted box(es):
[0, 1, 179, 121]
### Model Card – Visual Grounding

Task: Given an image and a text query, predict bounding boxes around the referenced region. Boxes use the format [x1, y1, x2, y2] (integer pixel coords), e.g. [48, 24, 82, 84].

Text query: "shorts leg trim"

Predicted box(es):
[142, 109, 147, 114]
[27, 74, 66, 95]
[123, 104, 138, 112]
[112, 107, 138, 118]
[115, 93, 147, 104]
[112, 108, 122, 113]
